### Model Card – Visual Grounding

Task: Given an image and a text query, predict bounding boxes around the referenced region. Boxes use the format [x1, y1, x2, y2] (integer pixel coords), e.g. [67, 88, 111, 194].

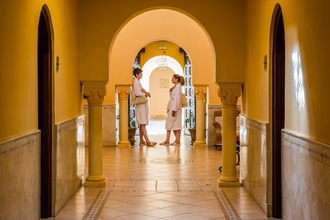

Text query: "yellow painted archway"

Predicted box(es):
[106, 8, 216, 104]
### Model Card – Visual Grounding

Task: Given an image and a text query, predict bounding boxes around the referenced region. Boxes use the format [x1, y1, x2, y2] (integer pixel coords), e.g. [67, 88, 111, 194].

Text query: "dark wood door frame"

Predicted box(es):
[271, 4, 285, 218]
[38, 5, 54, 218]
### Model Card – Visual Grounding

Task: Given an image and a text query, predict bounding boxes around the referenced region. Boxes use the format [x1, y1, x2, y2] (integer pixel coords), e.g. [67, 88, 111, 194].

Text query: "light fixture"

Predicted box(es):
[56, 56, 60, 72]
[263, 55, 267, 72]
[156, 56, 167, 70]
[158, 44, 167, 50]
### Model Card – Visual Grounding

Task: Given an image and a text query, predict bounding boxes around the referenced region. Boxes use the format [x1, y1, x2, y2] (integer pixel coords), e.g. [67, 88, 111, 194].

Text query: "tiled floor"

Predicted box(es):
[55, 120, 276, 220]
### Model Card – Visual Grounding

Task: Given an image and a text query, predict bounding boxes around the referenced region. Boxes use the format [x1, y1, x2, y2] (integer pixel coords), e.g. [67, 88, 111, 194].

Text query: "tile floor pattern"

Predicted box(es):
[55, 120, 277, 220]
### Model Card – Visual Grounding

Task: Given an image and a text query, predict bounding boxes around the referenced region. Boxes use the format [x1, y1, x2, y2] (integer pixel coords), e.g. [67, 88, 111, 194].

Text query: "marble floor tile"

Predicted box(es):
[55, 120, 276, 220]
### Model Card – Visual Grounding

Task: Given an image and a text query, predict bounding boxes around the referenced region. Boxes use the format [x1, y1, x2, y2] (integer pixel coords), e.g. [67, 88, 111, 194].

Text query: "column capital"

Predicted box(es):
[116, 85, 131, 100]
[194, 85, 207, 100]
[82, 81, 108, 106]
[217, 83, 242, 106]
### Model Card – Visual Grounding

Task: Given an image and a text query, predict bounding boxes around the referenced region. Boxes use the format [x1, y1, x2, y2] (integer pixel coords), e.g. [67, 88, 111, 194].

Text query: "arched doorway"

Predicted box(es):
[38, 5, 54, 218]
[270, 4, 285, 218]
[107, 8, 215, 105]
[129, 42, 189, 138]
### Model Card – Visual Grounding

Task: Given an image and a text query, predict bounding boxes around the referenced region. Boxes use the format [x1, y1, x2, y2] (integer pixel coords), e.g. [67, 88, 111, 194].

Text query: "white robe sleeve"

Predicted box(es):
[170, 84, 182, 112]
[133, 78, 145, 96]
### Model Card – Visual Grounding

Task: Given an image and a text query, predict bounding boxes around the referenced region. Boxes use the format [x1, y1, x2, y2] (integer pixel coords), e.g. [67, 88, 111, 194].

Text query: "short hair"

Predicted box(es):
[133, 68, 143, 77]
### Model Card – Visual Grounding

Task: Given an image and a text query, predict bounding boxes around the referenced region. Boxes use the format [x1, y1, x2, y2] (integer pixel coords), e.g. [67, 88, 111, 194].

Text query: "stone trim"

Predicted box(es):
[0, 131, 40, 160]
[282, 129, 330, 166]
[56, 115, 85, 135]
[240, 115, 267, 135]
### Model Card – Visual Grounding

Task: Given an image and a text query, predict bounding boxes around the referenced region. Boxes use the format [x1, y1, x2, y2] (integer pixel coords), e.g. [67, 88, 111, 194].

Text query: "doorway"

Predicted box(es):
[38, 5, 54, 218]
[271, 4, 285, 218]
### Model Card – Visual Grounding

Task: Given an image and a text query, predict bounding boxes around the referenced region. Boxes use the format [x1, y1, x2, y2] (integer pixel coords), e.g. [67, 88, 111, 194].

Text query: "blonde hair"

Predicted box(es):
[173, 74, 185, 86]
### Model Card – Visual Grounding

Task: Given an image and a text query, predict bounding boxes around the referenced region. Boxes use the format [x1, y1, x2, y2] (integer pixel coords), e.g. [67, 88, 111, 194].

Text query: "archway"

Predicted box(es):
[107, 9, 215, 104]
[38, 5, 54, 218]
[270, 4, 285, 218]
[108, 9, 214, 147]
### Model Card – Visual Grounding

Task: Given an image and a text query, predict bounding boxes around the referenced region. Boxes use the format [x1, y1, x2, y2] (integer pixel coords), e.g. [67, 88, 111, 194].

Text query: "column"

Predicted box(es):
[193, 85, 207, 148]
[82, 81, 107, 187]
[116, 85, 131, 148]
[218, 83, 242, 187]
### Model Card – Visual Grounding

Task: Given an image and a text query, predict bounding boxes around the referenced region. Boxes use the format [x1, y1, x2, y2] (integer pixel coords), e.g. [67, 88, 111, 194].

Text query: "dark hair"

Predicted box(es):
[173, 74, 185, 86]
[133, 68, 143, 77]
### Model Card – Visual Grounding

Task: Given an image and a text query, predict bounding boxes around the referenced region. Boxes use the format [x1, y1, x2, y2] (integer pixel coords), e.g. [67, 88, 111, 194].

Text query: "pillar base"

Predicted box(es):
[84, 175, 107, 187]
[218, 178, 241, 187]
[117, 141, 131, 148]
[193, 141, 206, 148]
[84, 179, 107, 188]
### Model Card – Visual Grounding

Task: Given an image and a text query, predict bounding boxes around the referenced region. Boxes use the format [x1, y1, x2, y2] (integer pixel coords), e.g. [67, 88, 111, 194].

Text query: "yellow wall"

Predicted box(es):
[140, 41, 184, 69]
[0, 1, 37, 140]
[3, 0, 328, 143]
[0, 0, 81, 141]
[244, 0, 330, 143]
[51, 0, 82, 123]
[79, 1, 245, 105]
[243, 1, 274, 121]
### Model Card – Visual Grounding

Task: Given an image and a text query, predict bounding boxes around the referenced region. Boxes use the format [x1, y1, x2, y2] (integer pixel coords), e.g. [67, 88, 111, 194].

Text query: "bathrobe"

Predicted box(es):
[165, 83, 183, 131]
[133, 77, 149, 125]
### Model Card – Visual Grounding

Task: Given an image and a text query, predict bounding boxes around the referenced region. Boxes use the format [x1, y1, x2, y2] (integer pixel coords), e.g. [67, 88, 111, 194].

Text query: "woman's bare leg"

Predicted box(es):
[165, 130, 171, 143]
[140, 124, 150, 143]
[139, 124, 146, 144]
[160, 130, 171, 145]
[174, 130, 181, 144]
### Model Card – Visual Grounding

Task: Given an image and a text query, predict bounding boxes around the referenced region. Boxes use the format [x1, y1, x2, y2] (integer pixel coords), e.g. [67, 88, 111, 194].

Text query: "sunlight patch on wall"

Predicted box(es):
[291, 49, 305, 111]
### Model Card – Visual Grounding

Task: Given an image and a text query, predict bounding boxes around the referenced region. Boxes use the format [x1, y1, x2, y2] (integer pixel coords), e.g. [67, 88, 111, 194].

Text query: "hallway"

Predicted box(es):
[55, 120, 275, 220]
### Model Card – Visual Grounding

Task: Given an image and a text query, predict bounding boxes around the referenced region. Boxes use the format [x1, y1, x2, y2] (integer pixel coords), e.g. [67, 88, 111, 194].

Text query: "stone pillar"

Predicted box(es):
[193, 85, 207, 148]
[116, 85, 131, 148]
[217, 83, 242, 187]
[82, 81, 107, 187]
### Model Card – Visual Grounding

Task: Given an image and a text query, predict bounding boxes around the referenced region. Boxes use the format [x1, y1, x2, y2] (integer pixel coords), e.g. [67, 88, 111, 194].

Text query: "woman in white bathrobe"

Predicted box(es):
[133, 68, 156, 146]
[160, 74, 185, 146]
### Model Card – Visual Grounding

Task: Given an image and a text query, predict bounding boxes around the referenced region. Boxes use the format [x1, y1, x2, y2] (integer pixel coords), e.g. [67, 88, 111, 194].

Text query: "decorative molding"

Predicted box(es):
[102, 104, 116, 110]
[282, 129, 330, 166]
[217, 83, 242, 106]
[0, 131, 40, 160]
[84, 104, 116, 110]
[56, 115, 85, 135]
[194, 85, 207, 100]
[240, 115, 267, 135]
[213, 190, 241, 220]
[116, 85, 130, 100]
[82, 190, 110, 220]
[82, 81, 108, 105]
[208, 104, 222, 110]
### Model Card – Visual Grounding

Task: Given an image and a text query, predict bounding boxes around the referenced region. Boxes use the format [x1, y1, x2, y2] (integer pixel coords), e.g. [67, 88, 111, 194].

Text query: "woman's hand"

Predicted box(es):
[172, 111, 176, 117]
[141, 88, 151, 97]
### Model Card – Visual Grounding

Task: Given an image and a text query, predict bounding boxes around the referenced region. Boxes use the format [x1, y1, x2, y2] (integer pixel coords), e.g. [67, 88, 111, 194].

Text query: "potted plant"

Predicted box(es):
[184, 112, 196, 144]
[128, 117, 137, 145]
